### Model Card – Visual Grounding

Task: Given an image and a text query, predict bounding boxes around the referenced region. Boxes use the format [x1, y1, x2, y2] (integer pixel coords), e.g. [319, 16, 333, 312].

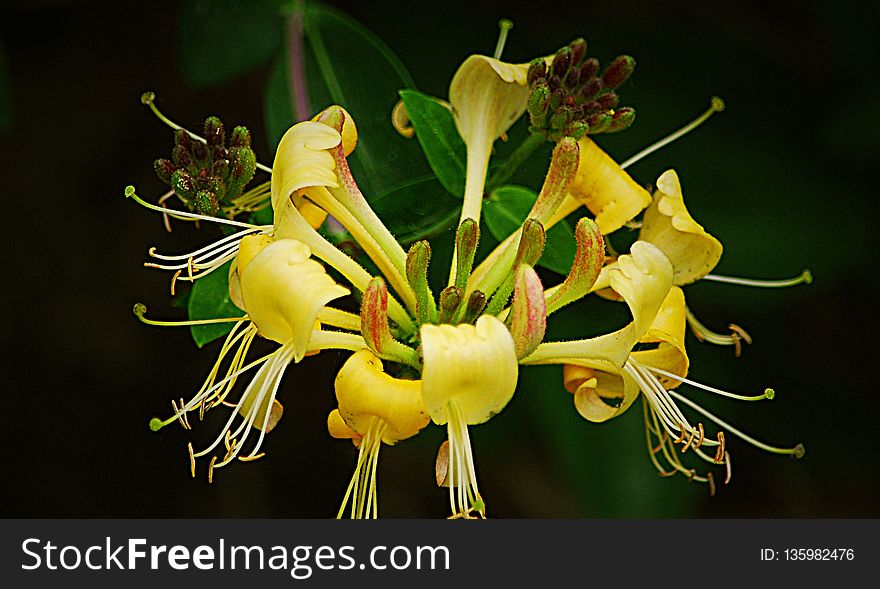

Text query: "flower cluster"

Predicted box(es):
[128, 31, 807, 518]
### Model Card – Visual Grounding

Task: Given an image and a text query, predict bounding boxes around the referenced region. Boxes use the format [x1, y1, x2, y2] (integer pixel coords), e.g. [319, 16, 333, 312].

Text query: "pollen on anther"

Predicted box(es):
[208, 456, 217, 483]
[188, 443, 196, 478]
[238, 453, 265, 462]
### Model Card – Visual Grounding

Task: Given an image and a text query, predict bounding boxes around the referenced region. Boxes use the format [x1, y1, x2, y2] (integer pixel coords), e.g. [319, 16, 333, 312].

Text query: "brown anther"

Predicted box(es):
[682, 428, 696, 453]
[158, 190, 174, 233]
[208, 456, 217, 483]
[658, 469, 677, 478]
[685, 468, 697, 481]
[706, 471, 716, 497]
[171, 399, 188, 429]
[724, 451, 732, 485]
[179, 398, 191, 429]
[170, 269, 182, 296]
[729, 323, 752, 357]
[199, 399, 206, 421]
[238, 453, 265, 462]
[715, 431, 726, 463]
[435, 440, 450, 487]
[188, 443, 196, 478]
[694, 423, 705, 449]
[674, 423, 687, 444]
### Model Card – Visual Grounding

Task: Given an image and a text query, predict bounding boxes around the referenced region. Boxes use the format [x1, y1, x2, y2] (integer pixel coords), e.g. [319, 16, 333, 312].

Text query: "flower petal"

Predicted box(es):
[333, 349, 429, 445]
[421, 315, 518, 425]
[568, 137, 652, 234]
[240, 238, 349, 361]
[639, 170, 722, 285]
[449, 55, 530, 150]
[270, 121, 342, 214]
[631, 285, 689, 388]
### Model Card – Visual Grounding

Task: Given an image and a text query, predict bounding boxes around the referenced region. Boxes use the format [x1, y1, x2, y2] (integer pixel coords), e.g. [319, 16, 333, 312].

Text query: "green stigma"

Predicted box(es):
[764, 388, 775, 400]
[149, 417, 165, 432]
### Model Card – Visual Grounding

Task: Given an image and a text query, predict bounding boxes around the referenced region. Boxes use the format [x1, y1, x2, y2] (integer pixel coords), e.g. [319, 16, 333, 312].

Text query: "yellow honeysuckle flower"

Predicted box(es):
[328, 349, 430, 519]
[567, 137, 652, 235]
[639, 169, 723, 285]
[450, 55, 531, 225]
[522, 241, 673, 422]
[420, 315, 518, 518]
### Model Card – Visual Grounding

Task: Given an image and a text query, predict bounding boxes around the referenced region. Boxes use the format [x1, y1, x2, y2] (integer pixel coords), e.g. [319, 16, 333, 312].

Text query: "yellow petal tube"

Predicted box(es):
[270, 121, 342, 216]
[639, 169, 723, 285]
[420, 315, 518, 426]
[450, 55, 531, 223]
[331, 349, 429, 445]
[239, 238, 350, 361]
[568, 137, 652, 235]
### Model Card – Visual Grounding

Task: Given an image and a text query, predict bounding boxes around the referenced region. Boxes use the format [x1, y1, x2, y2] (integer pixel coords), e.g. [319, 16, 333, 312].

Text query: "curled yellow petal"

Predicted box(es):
[568, 137, 652, 234]
[449, 55, 530, 146]
[420, 315, 518, 425]
[270, 121, 342, 214]
[631, 285, 689, 388]
[240, 238, 349, 360]
[332, 349, 429, 444]
[311, 105, 358, 156]
[639, 169, 723, 285]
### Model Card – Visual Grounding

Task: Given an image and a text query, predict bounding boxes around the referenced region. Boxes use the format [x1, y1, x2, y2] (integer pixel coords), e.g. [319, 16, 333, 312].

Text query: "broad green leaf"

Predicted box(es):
[188, 260, 245, 348]
[0, 45, 11, 131]
[483, 186, 577, 275]
[370, 174, 462, 244]
[179, 0, 283, 87]
[264, 2, 430, 198]
[398, 90, 466, 197]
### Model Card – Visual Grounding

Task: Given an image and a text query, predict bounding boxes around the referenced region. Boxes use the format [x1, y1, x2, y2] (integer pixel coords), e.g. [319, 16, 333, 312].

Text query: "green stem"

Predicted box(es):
[486, 133, 546, 192]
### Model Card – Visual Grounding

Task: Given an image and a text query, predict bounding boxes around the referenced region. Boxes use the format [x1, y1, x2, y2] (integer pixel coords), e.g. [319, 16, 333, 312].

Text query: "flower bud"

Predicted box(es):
[507, 265, 546, 359]
[602, 55, 636, 89]
[527, 58, 547, 86]
[406, 240, 437, 325]
[204, 116, 225, 148]
[153, 158, 175, 184]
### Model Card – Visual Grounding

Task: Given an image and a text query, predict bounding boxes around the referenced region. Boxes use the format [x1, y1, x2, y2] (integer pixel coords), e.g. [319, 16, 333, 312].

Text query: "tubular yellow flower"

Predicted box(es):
[420, 315, 518, 517]
[639, 169, 723, 285]
[522, 241, 673, 422]
[567, 137, 652, 235]
[450, 55, 531, 225]
[329, 349, 429, 519]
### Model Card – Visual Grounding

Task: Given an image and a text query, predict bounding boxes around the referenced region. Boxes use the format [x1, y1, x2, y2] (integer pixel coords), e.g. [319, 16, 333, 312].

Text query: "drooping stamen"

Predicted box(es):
[701, 270, 813, 288]
[445, 401, 485, 519]
[337, 418, 387, 520]
[140, 91, 272, 174]
[686, 306, 753, 357]
[493, 19, 514, 60]
[644, 364, 774, 402]
[641, 401, 712, 485]
[133, 303, 248, 328]
[620, 96, 725, 170]
[667, 388, 804, 457]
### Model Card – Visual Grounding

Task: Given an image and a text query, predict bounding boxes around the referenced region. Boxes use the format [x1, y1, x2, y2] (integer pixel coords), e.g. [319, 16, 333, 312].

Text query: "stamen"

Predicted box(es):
[621, 96, 725, 170]
[158, 189, 174, 233]
[668, 389, 804, 457]
[644, 364, 774, 402]
[724, 451, 732, 484]
[706, 471, 716, 497]
[715, 432, 726, 463]
[133, 303, 248, 328]
[238, 453, 265, 462]
[124, 185, 260, 229]
[179, 397, 191, 429]
[140, 92, 272, 174]
[208, 456, 217, 484]
[686, 306, 753, 356]
[701, 270, 813, 288]
[695, 423, 705, 448]
[170, 399, 188, 430]
[493, 19, 514, 59]
[681, 427, 697, 453]
[188, 443, 196, 478]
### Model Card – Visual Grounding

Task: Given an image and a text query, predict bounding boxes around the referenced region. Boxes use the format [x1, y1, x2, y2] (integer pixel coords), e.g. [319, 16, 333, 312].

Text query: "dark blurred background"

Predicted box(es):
[1, 0, 877, 518]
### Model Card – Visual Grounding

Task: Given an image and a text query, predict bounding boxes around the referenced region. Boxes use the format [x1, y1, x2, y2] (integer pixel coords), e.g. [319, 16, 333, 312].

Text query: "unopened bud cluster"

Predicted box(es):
[527, 38, 636, 142]
[153, 116, 257, 216]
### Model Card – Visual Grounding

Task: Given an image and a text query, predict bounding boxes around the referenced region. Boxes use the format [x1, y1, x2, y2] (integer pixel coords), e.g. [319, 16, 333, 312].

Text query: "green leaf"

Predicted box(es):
[483, 185, 577, 275]
[188, 260, 245, 348]
[179, 0, 283, 87]
[263, 2, 430, 198]
[398, 90, 466, 197]
[370, 174, 462, 244]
